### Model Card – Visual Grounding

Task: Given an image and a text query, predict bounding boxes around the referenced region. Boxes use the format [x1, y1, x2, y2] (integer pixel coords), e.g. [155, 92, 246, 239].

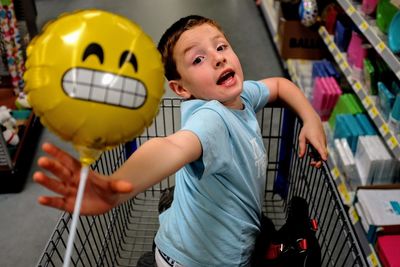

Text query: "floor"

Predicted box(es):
[0, 0, 283, 266]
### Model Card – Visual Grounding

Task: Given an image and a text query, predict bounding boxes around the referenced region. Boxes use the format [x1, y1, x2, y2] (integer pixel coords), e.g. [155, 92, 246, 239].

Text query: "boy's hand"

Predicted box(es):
[33, 143, 133, 215]
[298, 119, 328, 168]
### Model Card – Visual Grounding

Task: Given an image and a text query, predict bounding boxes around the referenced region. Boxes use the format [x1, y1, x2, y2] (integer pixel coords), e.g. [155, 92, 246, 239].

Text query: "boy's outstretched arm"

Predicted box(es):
[261, 77, 328, 167]
[34, 130, 202, 215]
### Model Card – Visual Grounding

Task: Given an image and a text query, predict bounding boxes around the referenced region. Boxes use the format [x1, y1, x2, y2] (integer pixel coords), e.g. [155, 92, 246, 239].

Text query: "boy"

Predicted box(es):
[34, 15, 327, 266]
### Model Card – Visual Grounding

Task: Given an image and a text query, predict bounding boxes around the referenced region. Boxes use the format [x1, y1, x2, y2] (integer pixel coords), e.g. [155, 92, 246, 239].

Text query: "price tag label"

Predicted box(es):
[380, 123, 390, 135]
[362, 96, 372, 108]
[346, 6, 356, 15]
[354, 81, 362, 92]
[388, 136, 399, 149]
[369, 107, 379, 118]
[331, 167, 340, 180]
[367, 252, 379, 267]
[341, 61, 349, 70]
[349, 206, 359, 224]
[329, 42, 336, 52]
[376, 42, 386, 53]
[338, 183, 351, 205]
[360, 21, 369, 31]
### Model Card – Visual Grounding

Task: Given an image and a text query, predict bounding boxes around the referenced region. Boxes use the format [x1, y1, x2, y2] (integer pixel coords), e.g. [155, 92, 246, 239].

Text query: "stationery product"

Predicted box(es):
[376, 0, 399, 34]
[334, 138, 360, 189]
[388, 11, 400, 54]
[376, 235, 400, 267]
[362, 0, 378, 15]
[363, 58, 377, 95]
[355, 114, 377, 135]
[389, 94, 400, 133]
[355, 135, 396, 185]
[334, 17, 353, 52]
[356, 189, 400, 227]
[347, 31, 369, 80]
[378, 82, 395, 120]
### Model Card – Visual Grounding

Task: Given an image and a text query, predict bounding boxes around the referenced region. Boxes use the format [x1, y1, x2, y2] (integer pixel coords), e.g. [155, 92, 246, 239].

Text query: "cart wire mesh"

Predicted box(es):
[37, 98, 368, 267]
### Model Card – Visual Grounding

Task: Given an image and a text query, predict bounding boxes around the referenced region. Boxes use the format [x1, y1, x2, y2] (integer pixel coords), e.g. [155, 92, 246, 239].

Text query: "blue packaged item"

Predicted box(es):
[388, 11, 400, 54]
[355, 114, 377, 135]
[392, 81, 400, 95]
[389, 94, 400, 132]
[334, 19, 352, 52]
[334, 115, 351, 140]
[343, 115, 364, 153]
[378, 82, 395, 120]
[322, 59, 340, 78]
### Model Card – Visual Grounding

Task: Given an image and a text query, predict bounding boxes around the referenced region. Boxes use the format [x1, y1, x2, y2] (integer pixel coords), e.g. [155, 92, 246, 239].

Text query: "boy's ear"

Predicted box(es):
[168, 80, 192, 99]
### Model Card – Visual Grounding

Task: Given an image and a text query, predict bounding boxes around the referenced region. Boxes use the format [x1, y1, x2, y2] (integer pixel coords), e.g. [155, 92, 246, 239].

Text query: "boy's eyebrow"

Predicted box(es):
[182, 33, 225, 55]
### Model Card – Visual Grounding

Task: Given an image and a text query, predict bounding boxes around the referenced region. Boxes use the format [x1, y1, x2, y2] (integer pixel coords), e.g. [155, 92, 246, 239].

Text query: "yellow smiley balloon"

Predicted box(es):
[24, 10, 165, 164]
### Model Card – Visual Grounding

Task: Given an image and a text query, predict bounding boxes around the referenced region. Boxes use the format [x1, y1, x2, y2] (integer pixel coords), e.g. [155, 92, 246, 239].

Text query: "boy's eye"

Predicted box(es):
[193, 57, 203, 65]
[217, 44, 227, 51]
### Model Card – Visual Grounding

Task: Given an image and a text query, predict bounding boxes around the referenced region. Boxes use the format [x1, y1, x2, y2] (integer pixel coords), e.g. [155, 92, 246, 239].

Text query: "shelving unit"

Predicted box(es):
[318, 26, 400, 160]
[336, 0, 400, 80]
[286, 59, 381, 267]
[0, 0, 40, 193]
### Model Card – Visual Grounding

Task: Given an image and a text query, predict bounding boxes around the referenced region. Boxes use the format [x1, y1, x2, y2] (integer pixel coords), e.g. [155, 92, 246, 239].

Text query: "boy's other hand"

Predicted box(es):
[33, 143, 133, 215]
[298, 119, 328, 168]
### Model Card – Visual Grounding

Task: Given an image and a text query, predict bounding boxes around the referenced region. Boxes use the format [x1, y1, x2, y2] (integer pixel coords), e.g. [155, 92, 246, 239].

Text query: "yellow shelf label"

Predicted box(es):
[338, 183, 351, 204]
[341, 61, 349, 70]
[368, 252, 379, 267]
[354, 81, 362, 92]
[380, 123, 390, 135]
[360, 21, 369, 31]
[331, 167, 340, 180]
[349, 206, 359, 224]
[388, 136, 399, 149]
[369, 107, 379, 118]
[347, 6, 356, 15]
[376, 41, 386, 53]
[363, 96, 372, 108]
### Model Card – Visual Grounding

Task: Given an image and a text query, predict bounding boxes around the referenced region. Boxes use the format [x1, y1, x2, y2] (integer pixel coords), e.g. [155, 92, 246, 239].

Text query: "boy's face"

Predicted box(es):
[170, 24, 244, 109]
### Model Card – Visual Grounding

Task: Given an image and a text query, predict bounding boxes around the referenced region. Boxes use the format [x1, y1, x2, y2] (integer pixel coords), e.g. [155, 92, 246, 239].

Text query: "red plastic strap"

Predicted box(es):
[310, 219, 318, 231]
[265, 243, 283, 260]
[297, 238, 308, 251]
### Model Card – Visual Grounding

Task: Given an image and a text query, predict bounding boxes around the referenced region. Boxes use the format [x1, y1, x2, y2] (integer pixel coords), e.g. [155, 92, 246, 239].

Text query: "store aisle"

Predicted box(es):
[0, 0, 284, 266]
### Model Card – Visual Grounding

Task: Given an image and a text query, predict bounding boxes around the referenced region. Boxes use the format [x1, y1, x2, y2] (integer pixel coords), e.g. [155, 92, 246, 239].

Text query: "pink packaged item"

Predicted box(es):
[362, 0, 378, 15]
[376, 235, 400, 267]
[347, 31, 368, 80]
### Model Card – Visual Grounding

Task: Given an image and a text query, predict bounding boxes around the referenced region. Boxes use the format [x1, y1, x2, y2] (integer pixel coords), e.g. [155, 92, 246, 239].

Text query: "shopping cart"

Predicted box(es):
[37, 98, 368, 267]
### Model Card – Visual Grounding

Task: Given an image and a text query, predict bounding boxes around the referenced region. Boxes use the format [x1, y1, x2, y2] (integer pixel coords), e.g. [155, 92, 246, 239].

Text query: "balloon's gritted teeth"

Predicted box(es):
[62, 67, 147, 109]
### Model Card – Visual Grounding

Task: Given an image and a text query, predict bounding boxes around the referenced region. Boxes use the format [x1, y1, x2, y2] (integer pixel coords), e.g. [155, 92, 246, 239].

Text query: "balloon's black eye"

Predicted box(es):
[82, 43, 104, 64]
[119, 51, 138, 72]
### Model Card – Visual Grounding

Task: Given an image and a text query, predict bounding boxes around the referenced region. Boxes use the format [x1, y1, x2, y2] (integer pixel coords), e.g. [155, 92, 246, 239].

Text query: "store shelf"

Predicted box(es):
[336, 0, 400, 80]
[318, 26, 400, 160]
[259, 0, 279, 44]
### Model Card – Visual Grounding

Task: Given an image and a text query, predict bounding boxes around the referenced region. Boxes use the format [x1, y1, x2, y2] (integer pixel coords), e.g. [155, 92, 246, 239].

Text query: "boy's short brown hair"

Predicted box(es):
[157, 15, 224, 81]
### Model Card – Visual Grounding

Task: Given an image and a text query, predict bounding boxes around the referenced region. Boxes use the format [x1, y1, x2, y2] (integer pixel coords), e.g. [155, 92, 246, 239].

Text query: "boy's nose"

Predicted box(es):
[215, 55, 226, 68]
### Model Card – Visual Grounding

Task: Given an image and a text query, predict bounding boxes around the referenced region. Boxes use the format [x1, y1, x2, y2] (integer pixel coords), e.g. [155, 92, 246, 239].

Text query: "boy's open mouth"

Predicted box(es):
[217, 71, 235, 85]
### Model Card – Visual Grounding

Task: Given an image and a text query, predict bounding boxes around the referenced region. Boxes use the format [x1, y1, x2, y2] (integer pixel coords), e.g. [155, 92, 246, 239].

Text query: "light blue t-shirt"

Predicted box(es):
[155, 80, 270, 267]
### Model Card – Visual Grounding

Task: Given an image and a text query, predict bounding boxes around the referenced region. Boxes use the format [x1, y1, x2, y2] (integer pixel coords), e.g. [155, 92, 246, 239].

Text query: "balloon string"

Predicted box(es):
[63, 165, 89, 267]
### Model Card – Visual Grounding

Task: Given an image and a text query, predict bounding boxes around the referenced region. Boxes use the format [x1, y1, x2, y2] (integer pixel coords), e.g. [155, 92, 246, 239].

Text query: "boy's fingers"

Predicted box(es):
[33, 171, 75, 196]
[110, 180, 134, 194]
[42, 142, 81, 170]
[298, 135, 306, 158]
[38, 196, 71, 212]
[37, 156, 76, 182]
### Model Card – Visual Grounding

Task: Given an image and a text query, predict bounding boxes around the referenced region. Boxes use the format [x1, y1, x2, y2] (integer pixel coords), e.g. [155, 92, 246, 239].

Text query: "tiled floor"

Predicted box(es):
[0, 0, 283, 266]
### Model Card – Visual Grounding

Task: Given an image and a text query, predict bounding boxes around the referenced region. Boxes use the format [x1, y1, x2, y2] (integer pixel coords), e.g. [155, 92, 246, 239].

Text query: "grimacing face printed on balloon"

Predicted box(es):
[63, 42, 148, 109]
[24, 10, 165, 150]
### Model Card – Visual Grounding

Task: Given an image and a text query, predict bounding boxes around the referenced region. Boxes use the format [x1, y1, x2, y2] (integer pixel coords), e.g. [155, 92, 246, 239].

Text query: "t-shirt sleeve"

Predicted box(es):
[181, 107, 230, 179]
[242, 80, 270, 113]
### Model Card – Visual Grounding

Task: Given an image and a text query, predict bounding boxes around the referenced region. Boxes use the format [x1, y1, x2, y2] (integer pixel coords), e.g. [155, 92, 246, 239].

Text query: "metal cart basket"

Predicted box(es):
[37, 98, 368, 267]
